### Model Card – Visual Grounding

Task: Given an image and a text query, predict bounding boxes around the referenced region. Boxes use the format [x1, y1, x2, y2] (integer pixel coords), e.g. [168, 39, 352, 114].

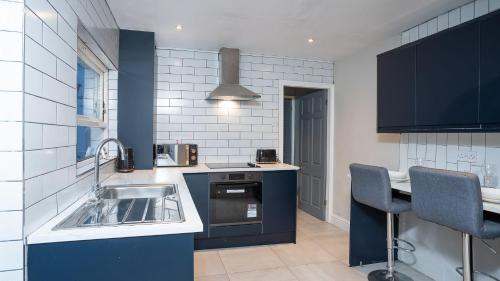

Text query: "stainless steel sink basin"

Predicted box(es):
[100, 184, 175, 200]
[54, 184, 184, 230]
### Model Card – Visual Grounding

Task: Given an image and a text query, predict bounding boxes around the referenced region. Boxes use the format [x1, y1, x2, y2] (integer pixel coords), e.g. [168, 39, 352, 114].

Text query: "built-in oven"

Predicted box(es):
[209, 172, 263, 227]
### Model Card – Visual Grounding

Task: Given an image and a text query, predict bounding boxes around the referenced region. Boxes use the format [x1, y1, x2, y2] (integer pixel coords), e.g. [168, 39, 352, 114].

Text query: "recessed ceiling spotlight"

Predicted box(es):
[176, 24, 183, 31]
[307, 38, 314, 44]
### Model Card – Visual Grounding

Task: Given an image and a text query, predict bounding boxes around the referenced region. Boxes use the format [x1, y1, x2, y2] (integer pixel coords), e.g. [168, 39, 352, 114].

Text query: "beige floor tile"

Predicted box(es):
[297, 210, 320, 225]
[295, 229, 310, 242]
[219, 246, 285, 273]
[300, 221, 346, 239]
[194, 250, 227, 277]
[195, 274, 230, 281]
[229, 267, 297, 281]
[312, 234, 350, 261]
[271, 240, 334, 266]
[289, 261, 365, 281]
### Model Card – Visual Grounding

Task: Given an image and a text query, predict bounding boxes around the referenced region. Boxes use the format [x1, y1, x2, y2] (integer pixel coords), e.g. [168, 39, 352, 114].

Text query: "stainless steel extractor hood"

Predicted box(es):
[206, 48, 261, 101]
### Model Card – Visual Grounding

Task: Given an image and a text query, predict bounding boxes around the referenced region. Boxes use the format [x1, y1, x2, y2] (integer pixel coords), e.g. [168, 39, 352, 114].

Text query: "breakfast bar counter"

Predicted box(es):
[349, 177, 500, 268]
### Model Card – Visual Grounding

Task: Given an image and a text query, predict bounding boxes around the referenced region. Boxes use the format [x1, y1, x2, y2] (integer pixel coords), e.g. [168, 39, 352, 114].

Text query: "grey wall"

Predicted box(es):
[332, 36, 401, 221]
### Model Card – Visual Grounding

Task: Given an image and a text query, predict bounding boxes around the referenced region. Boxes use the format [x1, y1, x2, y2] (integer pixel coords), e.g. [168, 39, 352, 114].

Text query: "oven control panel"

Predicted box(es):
[209, 172, 262, 182]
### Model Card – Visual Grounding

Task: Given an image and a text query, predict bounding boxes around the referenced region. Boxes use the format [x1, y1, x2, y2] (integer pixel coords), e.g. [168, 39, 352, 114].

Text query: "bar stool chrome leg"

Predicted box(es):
[463, 233, 473, 281]
[368, 213, 413, 281]
[456, 233, 500, 281]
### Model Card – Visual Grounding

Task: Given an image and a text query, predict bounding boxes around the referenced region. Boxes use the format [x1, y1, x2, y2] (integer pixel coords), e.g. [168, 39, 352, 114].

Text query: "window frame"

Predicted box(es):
[76, 38, 111, 167]
[77, 39, 108, 129]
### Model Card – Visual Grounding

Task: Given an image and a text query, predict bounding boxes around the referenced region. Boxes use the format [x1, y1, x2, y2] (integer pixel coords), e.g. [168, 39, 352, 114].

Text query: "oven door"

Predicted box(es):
[209, 181, 262, 226]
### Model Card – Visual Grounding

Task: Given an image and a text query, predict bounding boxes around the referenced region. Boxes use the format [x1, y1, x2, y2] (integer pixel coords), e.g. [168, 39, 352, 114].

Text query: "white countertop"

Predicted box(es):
[391, 181, 500, 214]
[182, 163, 300, 173]
[27, 163, 299, 245]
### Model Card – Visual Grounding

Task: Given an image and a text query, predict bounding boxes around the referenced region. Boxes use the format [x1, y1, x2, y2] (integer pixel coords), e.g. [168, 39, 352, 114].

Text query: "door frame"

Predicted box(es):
[278, 80, 335, 223]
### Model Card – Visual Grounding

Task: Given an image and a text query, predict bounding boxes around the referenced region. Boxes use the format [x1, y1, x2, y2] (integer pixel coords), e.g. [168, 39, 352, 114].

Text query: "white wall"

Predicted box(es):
[332, 37, 401, 221]
[398, 1, 500, 280]
[0, 1, 25, 279]
[0, 0, 118, 280]
[154, 48, 334, 163]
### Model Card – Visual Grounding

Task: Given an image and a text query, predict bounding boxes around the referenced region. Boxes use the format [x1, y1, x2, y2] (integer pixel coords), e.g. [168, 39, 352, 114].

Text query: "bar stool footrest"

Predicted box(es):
[456, 267, 500, 281]
[393, 238, 416, 253]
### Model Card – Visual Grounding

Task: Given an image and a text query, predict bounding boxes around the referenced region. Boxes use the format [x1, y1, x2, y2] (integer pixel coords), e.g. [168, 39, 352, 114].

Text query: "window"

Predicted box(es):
[76, 39, 108, 162]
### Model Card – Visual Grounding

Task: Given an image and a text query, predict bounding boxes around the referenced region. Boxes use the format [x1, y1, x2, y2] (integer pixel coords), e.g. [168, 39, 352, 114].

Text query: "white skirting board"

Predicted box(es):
[329, 213, 350, 232]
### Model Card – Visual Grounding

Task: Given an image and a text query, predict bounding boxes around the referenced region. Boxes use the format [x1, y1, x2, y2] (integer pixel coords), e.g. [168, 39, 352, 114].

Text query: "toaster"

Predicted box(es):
[256, 149, 278, 163]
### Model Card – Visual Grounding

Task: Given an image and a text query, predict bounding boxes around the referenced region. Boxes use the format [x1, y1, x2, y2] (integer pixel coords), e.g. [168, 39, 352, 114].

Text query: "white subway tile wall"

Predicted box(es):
[0, 0, 24, 278]
[155, 49, 334, 163]
[0, 0, 117, 278]
[23, 0, 118, 239]
[399, 1, 500, 186]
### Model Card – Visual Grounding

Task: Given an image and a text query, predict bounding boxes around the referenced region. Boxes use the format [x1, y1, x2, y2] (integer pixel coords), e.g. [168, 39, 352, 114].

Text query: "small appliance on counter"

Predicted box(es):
[115, 147, 134, 173]
[256, 149, 278, 164]
[155, 144, 198, 167]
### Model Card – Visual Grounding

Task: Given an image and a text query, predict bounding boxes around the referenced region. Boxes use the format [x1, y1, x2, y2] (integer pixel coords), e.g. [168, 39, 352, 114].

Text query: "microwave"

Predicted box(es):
[155, 144, 198, 167]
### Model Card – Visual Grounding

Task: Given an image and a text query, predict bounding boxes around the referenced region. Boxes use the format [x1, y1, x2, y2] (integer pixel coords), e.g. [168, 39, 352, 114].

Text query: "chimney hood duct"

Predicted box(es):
[206, 48, 261, 101]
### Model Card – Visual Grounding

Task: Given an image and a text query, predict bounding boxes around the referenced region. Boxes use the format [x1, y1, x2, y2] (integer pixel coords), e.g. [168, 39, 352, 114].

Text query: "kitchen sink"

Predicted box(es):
[100, 184, 176, 200]
[54, 184, 184, 230]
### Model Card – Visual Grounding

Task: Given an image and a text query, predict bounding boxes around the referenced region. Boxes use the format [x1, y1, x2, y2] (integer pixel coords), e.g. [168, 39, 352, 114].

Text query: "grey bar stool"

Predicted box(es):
[409, 166, 500, 281]
[350, 163, 415, 281]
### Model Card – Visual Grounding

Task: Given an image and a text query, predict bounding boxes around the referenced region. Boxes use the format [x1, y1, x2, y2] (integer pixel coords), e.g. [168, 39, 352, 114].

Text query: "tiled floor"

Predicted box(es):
[194, 210, 364, 281]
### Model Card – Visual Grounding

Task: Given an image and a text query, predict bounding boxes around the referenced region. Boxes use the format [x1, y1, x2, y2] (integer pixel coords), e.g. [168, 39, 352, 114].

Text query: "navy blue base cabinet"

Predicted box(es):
[28, 233, 194, 281]
[184, 171, 297, 250]
[183, 173, 209, 239]
[349, 187, 405, 267]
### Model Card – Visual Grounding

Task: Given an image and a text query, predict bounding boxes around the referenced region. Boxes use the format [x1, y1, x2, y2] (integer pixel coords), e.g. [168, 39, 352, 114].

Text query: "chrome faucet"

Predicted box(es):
[93, 138, 126, 200]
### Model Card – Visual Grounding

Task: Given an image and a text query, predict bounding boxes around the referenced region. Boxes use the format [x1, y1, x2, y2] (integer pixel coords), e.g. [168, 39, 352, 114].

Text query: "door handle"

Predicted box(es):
[226, 189, 245, 194]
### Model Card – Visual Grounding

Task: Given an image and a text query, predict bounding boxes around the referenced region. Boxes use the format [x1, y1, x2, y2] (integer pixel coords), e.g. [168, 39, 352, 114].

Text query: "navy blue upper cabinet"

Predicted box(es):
[415, 21, 480, 128]
[479, 12, 500, 126]
[375, 10, 500, 132]
[377, 44, 416, 132]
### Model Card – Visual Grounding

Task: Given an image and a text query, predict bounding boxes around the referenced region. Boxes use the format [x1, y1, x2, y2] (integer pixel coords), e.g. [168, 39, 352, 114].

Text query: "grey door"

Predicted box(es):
[297, 90, 327, 220]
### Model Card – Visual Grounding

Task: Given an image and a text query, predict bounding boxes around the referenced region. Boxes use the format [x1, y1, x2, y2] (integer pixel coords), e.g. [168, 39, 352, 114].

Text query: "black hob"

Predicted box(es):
[205, 163, 260, 169]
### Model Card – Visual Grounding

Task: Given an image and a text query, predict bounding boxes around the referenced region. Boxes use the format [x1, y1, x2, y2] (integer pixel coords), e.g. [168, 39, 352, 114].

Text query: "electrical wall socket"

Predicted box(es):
[457, 151, 478, 162]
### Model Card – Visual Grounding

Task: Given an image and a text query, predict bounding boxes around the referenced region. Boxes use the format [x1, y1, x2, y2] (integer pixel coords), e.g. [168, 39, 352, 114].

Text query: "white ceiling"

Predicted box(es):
[107, 0, 469, 61]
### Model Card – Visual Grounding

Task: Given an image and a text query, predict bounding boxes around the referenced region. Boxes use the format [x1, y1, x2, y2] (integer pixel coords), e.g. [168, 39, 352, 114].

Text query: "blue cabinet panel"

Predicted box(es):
[377, 44, 416, 131]
[479, 12, 500, 126]
[416, 22, 479, 128]
[118, 30, 155, 169]
[184, 173, 209, 239]
[376, 10, 500, 132]
[262, 171, 297, 234]
[210, 224, 262, 238]
[28, 234, 194, 281]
